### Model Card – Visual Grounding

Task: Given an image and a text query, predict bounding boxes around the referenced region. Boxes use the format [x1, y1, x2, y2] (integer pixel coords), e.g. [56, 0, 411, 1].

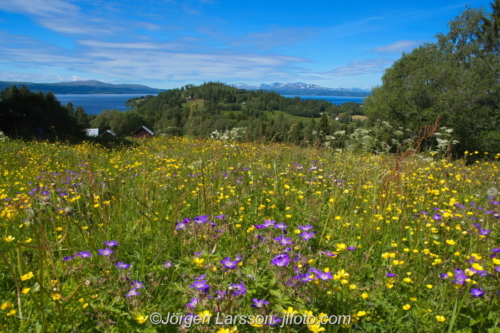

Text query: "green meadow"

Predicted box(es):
[0, 136, 499, 332]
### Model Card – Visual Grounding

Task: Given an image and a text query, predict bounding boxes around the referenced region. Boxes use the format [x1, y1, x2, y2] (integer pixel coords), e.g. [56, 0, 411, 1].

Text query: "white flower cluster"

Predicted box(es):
[210, 127, 247, 142]
[0, 131, 8, 141]
[431, 127, 458, 156]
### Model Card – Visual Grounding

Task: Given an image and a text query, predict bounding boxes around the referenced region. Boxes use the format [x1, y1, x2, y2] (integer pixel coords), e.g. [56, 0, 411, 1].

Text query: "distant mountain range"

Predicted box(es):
[230, 82, 371, 97]
[0, 79, 370, 96]
[0, 80, 164, 94]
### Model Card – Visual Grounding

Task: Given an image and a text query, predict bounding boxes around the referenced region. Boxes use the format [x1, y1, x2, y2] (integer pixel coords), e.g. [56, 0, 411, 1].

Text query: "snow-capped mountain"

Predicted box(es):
[229, 82, 370, 96]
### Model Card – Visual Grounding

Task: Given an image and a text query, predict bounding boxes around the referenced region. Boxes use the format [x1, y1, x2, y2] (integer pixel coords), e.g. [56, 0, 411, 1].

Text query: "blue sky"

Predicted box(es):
[0, 0, 494, 90]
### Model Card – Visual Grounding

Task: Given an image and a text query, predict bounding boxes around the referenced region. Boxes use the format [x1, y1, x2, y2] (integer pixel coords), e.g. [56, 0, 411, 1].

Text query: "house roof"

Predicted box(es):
[103, 129, 116, 136]
[131, 125, 154, 136]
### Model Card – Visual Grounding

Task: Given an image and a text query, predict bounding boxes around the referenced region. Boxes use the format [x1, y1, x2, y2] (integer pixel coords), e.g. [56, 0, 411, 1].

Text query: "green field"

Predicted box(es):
[1, 136, 498, 332]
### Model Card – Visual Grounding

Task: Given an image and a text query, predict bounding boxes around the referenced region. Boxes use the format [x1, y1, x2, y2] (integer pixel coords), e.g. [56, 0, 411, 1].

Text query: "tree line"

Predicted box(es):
[365, 0, 500, 155]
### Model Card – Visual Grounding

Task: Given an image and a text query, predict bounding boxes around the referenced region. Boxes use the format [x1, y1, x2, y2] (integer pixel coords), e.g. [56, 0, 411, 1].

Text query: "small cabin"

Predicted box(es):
[85, 128, 99, 137]
[131, 126, 154, 138]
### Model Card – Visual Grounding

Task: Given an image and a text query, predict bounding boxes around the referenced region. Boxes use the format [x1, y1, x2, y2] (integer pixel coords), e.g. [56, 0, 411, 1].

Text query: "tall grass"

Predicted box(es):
[0, 137, 499, 332]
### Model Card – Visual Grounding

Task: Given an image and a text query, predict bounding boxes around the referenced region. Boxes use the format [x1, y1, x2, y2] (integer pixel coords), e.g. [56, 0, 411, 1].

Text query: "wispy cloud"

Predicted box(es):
[0, 71, 89, 83]
[326, 58, 395, 76]
[232, 27, 320, 50]
[370, 40, 425, 54]
[0, 0, 118, 35]
[0, 34, 308, 83]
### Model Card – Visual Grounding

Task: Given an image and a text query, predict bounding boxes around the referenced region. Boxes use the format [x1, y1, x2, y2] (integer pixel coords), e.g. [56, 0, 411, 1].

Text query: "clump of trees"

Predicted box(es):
[365, 1, 500, 155]
[0, 85, 86, 141]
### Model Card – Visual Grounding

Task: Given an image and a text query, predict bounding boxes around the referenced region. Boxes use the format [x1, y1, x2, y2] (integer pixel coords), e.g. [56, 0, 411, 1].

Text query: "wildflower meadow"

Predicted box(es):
[0, 135, 499, 332]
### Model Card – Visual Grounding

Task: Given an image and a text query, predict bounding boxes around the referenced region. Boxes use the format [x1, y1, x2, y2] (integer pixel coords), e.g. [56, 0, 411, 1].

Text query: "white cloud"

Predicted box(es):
[232, 27, 320, 49]
[326, 58, 395, 76]
[0, 35, 308, 82]
[0, 0, 118, 35]
[370, 40, 425, 54]
[0, 71, 92, 83]
[0, 0, 79, 16]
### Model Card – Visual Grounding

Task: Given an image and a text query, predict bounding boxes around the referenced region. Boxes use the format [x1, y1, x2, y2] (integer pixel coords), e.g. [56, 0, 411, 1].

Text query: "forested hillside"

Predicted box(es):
[91, 82, 365, 142]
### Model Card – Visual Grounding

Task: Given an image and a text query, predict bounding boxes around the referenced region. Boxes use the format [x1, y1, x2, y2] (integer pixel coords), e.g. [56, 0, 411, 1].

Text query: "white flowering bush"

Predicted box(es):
[0, 131, 8, 141]
[210, 127, 247, 142]
[430, 127, 459, 158]
[324, 121, 416, 154]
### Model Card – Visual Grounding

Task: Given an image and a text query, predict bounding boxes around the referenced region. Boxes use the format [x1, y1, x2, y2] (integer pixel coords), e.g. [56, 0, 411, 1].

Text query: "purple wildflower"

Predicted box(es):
[297, 273, 314, 283]
[103, 240, 119, 247]
[262, 219, 276, 227]
[175, 220, 188, 230]
[300, 231, 315, 241]
[193, 215, 210, 224]
[125, 289, 140, 297]
[163, 261, 173, 268]
[190, 280, 210, 293]
[221, 257, 238, 269]
[492, 249, 500, 253]
[432, 214, 442, 220]
[115, 262, 130, 269]
[216, 290, 227, 299]
[98, 248, 114, 256]
[186, 297, 198, 309]
[271, 253, 290, 267]
[386, 273, 396, 277]
[298, 224, 314, 231]
[274, 222, 288, 230]
[440, 273, 449, 279]
[75, 251, 92, 258]
[230, 283, 246, 296]
[309, 267, 322, 274]
[470, 268, 488, 277]
[454, 269, 467, 285]
[61, 255, 74, 262]
[347, 246, 356, 251]
[479, 229, 491, 236]
[130, 280, 144, 289]
[316, 271, 333, 281]
[323, 251, 337, 257]
[251, 299, 269, 308]
[274, 235, 292, 246]
[214, 214, 227, 219]
[266, 315, 282, 327]
[470, 288, 484, 297]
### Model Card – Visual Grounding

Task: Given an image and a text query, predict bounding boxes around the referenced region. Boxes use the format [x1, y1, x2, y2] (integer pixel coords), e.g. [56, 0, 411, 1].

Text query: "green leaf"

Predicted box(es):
[269, 289, 282, 299]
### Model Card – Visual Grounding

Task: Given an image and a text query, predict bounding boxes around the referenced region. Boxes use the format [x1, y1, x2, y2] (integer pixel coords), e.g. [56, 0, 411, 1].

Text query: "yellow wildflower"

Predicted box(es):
[1, 301, 13, 310]
[3, 236, 15, 242]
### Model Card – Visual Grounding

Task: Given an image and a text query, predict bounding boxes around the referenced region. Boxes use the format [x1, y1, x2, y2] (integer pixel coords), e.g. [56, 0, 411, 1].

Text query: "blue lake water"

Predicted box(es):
[282, 95, 366, 105]
[55, 94, 156, 115]
[54, 94, 366, 116]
